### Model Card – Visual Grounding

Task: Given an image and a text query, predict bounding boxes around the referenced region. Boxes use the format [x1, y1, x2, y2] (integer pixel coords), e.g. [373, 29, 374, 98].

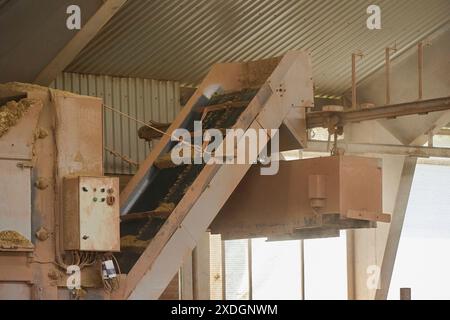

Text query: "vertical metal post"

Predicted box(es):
[221, 240, 226, 300]
[385, 48, 391, 105]
[346, 230, 356, 300]
[178, 271, 182, 299]
[352, 54, 357, 109]
[180, 253, 194, 300]
[385, 46, 396, 105]
[417, 41, 432, 100]
[400, 288, 411, 300]
[192, 247, 198, 300]
[418, 42, 424, 100]
[300, 240, 305, 300]
[247, 239, 253, 300]
[352, 52, 363, 109]
[192, 233, 211, 300]
[428, 131, 434, 147]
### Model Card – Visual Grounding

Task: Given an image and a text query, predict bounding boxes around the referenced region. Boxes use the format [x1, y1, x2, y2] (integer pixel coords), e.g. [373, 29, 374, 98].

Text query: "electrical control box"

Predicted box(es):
[63, 176, 120, 252]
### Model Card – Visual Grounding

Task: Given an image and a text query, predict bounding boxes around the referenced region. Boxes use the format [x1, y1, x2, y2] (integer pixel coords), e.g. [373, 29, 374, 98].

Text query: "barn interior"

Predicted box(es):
[0, 0, 449, 300]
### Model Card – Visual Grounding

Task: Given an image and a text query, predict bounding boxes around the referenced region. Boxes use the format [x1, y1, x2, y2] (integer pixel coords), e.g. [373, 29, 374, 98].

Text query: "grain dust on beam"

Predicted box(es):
[0, 98, 37, 138]
[0, 230, 34, 250]
[120, 235, 150, 252]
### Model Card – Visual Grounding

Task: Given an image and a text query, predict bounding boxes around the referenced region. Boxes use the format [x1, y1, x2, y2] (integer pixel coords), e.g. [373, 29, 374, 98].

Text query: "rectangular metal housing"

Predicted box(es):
[0, 160, 32, 241]
[210, 155, 384, 240]
[0, 98, 43, 241]
[63, 176, 120, 252]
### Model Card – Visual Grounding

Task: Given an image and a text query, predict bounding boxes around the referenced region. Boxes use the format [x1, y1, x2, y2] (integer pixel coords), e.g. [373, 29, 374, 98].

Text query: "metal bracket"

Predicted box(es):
[17, 161, 34, 169]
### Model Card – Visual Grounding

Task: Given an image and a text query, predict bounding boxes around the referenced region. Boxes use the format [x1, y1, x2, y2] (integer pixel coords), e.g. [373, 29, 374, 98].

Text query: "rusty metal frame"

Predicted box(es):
[0, 83, 106, 299]
[306, 96, 450, 129]
[119, 51, 313, 299]
[375, 157, 417, 300]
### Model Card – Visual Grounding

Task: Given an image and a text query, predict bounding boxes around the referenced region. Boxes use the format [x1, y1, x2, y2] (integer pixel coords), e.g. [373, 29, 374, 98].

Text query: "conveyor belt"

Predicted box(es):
[118, 89, 259, 272]
[117, 51, 313, 299]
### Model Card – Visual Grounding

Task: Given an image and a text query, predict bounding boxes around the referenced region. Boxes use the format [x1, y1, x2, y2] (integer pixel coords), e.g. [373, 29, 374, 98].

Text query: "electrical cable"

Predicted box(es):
[103, 103, 212, 157]
[100, 253, 122, 292]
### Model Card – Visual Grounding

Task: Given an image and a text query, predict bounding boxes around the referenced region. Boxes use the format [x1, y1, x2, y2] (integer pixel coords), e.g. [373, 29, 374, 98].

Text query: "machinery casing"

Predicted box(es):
[63, 176, 120, 252]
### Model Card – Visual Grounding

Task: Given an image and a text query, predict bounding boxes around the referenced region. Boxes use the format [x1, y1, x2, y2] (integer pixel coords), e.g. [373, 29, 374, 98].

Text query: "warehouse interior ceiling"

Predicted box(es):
[0, 0, 104, 83]
[1, 0, 450, 303]
[66, 0, 450, 97]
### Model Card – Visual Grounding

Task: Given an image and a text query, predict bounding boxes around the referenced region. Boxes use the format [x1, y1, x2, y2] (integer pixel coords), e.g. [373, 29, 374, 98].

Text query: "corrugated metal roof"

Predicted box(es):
[67, 0, 450, 97]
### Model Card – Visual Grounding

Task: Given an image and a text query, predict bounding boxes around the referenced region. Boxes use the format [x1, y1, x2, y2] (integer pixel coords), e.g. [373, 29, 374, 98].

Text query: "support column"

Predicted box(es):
[375, 157, 417, 300]
[192, 232, 211, 300]
[180, 254, 193, 300]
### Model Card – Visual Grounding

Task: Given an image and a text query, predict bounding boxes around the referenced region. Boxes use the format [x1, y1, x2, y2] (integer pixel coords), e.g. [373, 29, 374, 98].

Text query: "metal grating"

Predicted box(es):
[67, 0, 450, 97]
[51, 72, 181, 175]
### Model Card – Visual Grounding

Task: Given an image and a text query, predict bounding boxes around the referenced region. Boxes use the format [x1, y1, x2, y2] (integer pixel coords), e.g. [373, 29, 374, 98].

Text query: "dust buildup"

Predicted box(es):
[117, 89, 258, 271]
[0, 98, 36, 138]
[154, 202, 175, 212]
[0, 230, 34, 249]
[120, 235, 150, 250]
[3, 82, 84, 98]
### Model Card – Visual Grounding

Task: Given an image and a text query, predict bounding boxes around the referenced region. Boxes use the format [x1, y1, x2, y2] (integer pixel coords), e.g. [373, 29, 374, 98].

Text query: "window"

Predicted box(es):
[252, 238, 302, 300]
[224, 239, 250, 300]
[388, 163, 450, 300]
[219, 233, 348, 300]
[303, 231, 348, 300]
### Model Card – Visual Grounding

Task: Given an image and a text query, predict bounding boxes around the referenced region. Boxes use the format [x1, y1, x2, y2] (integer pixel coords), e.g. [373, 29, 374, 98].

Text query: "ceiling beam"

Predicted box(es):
[34, 0, 127, 86]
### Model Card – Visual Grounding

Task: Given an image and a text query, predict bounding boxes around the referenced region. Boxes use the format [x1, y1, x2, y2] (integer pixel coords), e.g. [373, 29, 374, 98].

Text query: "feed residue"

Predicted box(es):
[0, 98, 36, 138]
[0, 230, 34, 249]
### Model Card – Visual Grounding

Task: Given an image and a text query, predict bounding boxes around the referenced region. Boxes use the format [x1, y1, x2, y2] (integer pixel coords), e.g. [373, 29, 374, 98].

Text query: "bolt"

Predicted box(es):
[48, 269, 61, 281]
[35, 177, 49, 190]
[36, 127, 49, 139]
[35, 227, 50, 241]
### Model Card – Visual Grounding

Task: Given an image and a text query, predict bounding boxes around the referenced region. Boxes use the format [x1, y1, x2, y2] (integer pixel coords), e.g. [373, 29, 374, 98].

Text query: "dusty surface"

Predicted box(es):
[154, 202, 175, 212]
[0, 230, 34, 249]
[118, 89, 257, 271]
[0, 82, 86, 98]
[138, 120, 171, 142]
[0, 98, 38, 138]
[120, 235, 150, 250]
